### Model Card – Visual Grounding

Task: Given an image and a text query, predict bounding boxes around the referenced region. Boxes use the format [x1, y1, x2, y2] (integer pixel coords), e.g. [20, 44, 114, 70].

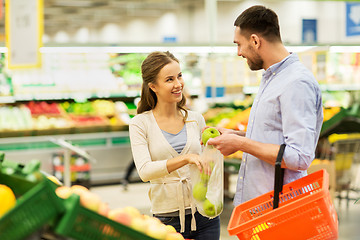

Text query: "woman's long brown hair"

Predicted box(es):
[137, 51, 188, 121]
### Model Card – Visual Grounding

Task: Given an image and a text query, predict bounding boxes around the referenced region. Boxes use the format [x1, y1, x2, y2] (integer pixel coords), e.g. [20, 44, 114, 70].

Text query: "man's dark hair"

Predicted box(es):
[234, 5, 282, 42]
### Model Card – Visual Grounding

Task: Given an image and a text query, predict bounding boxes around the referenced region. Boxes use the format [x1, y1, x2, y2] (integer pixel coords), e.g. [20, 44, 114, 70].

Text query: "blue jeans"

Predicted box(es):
[154, 211, 220, 240]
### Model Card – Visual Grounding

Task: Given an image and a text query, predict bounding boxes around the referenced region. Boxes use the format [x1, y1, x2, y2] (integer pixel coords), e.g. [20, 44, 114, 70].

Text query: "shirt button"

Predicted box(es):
[273, 72, 276, 75]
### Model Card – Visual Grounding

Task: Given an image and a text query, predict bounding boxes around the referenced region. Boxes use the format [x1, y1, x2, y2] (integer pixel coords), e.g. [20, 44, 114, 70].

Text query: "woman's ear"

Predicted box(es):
[148, 82, 156, 93]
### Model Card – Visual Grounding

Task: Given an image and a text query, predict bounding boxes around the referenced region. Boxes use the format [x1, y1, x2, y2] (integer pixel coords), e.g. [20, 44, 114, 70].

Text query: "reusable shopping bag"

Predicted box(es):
[190, 144, 224, 218]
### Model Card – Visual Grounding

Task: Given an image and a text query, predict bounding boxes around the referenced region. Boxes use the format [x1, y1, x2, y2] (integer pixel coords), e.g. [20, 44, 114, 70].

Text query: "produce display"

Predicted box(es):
[323, 107, 341, 122]
[0, 53, 13, 97]
[54, 184, 185, 240]
[109, 53, 146, 90]
[0, 184, 16, 217]
[0, 158, 65, 240]
[0, 105, 33, 131]
[203, 107, 251, 131]
[26, 101, 62, 115]
[0, 156, 185, 240]
[0, 99, 130, 136]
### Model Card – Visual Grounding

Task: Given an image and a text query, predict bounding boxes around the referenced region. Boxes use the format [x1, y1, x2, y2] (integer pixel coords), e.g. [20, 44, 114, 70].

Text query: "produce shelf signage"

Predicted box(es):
[5, 0, 43, 69]
[346, 2, 360, 37]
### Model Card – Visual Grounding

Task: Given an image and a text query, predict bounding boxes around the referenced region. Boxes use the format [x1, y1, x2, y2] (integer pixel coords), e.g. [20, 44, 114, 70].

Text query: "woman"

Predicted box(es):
[129, 51, 220, 240]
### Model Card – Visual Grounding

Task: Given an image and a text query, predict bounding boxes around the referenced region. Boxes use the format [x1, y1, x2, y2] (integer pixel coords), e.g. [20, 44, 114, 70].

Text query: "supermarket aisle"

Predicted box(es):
[92, 182, 360, 240]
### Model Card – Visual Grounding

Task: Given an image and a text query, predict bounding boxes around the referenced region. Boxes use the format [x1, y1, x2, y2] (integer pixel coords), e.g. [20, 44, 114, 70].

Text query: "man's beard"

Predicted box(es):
[246, 46, 263, 71]
[247, 54, 263, 71]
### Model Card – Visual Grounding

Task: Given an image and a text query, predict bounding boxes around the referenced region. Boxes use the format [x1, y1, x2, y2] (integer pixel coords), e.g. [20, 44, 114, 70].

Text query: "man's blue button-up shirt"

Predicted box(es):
[233, 53, 323, 206]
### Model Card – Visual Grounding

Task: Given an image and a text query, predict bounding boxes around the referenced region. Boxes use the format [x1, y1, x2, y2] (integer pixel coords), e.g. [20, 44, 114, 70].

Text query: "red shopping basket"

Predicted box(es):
[228, 145, 338, 240]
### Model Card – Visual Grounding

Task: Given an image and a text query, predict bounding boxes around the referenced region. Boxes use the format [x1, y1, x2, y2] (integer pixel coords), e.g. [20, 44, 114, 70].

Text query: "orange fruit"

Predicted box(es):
[0, 184, 16, 218]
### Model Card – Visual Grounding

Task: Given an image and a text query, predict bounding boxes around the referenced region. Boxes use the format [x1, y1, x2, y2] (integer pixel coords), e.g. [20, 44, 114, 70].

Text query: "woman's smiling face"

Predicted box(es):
[149, 60, 184, 104]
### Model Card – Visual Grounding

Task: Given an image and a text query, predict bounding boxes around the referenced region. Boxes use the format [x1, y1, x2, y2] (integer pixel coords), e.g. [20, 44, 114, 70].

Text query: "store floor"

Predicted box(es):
[92, 181, 360, 240]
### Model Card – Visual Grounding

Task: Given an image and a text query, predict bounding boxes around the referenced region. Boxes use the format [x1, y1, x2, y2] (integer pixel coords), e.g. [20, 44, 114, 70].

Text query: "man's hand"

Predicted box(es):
[206, 134, 243, 156]
[201, 126, 244, 145]
[215, 127, 235, 135]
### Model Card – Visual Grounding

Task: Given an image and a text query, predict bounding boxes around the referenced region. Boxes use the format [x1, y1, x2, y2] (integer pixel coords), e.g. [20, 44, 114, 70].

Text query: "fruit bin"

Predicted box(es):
[0, 160, 65, 240]
[227, 169, 338, 240]
[55, 194, 157, 240]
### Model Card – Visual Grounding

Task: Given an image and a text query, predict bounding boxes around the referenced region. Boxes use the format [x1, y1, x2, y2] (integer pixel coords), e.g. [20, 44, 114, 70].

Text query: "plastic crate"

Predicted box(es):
[55, 194, 157, 240]
[227, 169, 338, 240]
[0, 174, 64, 240]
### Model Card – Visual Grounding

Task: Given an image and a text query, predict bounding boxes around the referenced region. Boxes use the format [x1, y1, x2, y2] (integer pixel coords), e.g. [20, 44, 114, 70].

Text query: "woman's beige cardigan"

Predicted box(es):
[129, 110, 206, 232]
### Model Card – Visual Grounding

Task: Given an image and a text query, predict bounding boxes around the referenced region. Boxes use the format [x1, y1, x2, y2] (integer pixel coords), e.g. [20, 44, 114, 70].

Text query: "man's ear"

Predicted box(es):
[250, 34, 261, 49]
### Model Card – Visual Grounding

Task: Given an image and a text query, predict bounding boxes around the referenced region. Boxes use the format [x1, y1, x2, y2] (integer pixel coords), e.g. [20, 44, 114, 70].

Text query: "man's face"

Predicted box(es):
[233, 27, 263, 71]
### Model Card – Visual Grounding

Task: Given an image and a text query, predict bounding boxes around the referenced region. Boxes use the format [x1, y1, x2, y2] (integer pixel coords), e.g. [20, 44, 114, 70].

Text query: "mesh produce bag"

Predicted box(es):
[190, 145, 224, 218]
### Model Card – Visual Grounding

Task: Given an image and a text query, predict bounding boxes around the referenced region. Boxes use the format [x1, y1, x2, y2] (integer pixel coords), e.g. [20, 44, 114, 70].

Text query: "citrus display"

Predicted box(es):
[0, 184, 16, 218]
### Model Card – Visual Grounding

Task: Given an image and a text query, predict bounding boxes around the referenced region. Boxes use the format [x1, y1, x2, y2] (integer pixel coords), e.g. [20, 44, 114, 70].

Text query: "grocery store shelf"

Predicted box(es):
[0, 131, 130, 151]
[321, 104, 360, 138]
[0, 91, 140, 103]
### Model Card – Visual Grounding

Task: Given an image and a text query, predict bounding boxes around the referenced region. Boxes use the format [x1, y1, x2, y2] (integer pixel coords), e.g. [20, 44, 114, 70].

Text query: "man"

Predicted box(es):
[206, 5, 323, 206]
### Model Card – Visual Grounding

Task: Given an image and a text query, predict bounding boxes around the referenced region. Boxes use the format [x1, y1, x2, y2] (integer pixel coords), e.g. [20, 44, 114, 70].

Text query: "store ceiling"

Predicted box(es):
[1, 0, 325, 38]
[42, 0, 204, 35]
[0, 0, 205, 37]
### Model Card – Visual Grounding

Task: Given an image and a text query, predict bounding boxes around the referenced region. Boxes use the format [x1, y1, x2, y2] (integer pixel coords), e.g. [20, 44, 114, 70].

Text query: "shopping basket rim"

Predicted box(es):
[227, 169, 330, 236]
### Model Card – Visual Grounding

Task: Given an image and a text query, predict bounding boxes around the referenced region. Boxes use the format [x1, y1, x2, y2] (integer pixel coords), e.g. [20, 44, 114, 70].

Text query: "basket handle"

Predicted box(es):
[273, 144, 286, 209]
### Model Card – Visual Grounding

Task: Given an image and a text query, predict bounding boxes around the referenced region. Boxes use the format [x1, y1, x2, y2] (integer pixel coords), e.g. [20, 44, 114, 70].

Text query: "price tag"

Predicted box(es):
[5, 0, 43, 69]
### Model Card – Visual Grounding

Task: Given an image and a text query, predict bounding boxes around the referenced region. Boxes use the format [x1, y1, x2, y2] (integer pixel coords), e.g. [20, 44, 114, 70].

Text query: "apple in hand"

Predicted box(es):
[201, 127, 220, 146]
[192, 182, 207, 201]
[203, 198, 216, 216]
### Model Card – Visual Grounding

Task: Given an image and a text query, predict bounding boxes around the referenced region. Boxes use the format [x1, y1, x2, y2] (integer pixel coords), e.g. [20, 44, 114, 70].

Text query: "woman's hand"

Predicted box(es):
[167, 153, 208, 174]
[186, 153, 211, 175]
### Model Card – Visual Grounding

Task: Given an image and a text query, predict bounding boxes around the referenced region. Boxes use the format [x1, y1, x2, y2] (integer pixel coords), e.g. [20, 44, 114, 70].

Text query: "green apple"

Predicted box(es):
[200, 172, 210, 184]
[192, 182, 207, 201]
[201, 127, 220, 146]
[203, 198, 216, 216]
[209, 161, 215, 171]
[216, 202, 223, 213]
